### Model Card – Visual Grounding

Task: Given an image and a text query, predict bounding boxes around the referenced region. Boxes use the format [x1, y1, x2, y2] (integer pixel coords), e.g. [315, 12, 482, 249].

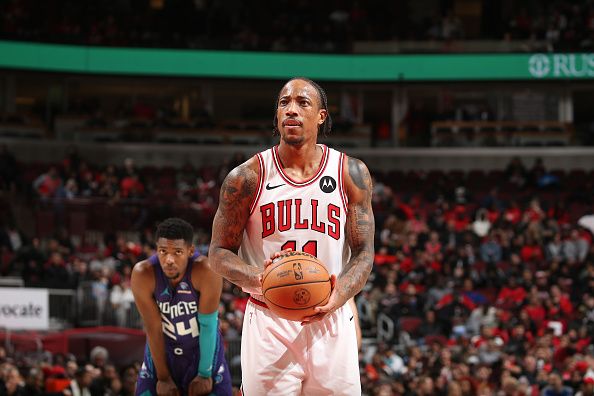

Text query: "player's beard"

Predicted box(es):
[282, 133, 305, 146]
[165, 272, 181, 280]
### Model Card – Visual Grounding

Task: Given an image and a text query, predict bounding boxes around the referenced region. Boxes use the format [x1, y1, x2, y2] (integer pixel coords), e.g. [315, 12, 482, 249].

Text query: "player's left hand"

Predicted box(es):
[300, 274, 339, 325]
[189, 375, 213, 396]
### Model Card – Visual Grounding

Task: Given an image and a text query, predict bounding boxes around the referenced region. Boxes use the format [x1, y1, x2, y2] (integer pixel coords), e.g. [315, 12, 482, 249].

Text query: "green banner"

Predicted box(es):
[0, 40, 592, 81]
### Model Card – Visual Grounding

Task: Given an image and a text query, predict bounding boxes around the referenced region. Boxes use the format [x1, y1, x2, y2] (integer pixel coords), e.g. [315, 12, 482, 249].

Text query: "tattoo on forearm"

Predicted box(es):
[209, 164, 260, 289]
[215, 249, 260, 286]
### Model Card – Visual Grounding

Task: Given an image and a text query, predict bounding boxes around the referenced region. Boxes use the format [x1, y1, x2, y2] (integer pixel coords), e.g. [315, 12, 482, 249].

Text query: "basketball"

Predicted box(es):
[262, 251, 332, 321]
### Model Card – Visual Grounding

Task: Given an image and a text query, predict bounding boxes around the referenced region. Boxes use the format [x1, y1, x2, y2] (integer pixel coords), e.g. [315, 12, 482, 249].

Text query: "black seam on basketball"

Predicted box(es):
[261, 256, 327, 284]
[263, 279, 330, 291]
[263, 281, 331, 310]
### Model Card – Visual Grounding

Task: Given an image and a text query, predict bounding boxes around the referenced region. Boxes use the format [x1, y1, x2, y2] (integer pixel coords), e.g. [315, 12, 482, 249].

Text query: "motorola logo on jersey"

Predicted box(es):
[319, 176, 336, 193]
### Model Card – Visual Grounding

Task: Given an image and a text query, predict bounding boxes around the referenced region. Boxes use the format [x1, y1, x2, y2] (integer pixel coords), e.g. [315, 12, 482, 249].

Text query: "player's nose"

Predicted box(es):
[285, 100, 298, 115]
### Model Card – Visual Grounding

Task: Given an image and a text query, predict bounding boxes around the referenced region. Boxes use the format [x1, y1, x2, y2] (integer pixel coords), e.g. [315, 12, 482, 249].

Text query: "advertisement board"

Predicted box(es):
[0, 288, 49, 330]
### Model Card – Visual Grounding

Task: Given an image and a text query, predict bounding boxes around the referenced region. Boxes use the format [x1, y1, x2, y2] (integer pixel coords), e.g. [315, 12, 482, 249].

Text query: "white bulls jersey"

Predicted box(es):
[239, 144, 350, 281]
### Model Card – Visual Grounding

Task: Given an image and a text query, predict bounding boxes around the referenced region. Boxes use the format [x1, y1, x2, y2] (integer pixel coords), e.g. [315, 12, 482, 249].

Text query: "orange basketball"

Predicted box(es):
[262, 251, 331, 321]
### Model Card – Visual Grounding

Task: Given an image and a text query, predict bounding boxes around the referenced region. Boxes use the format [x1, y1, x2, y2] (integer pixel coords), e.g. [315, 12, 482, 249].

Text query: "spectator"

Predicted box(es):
[66, 367, 93, 396]
[20, 368, 44, 396]
[467, 304, 498, 336]
[541, 371, 573, 396]
[418, 309, 443, 338]
[547, 233, 564, 262]
[89, 347, 109, 371]
[496, 276, 527, 310]
[0, 145, 20, 191]
[472, 208, 491, 238]
[33, 166, 62, 199]
[89, 364, 118, 396]
[563, 228, 589, 264]
[0, 221, 24, 254]
[2, 366, 23, 396]
[480, 231, 502, 264]
[109, 280, 135, 327]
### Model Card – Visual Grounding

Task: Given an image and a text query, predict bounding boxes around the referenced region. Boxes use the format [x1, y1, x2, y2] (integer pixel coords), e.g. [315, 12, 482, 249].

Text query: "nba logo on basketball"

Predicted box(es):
[293, 263, 304, 280]
[293, 289, 311, 305]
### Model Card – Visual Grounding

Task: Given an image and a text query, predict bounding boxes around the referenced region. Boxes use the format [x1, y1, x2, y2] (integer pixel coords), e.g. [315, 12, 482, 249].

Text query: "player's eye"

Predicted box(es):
[300, 100, 309, 106]
[158, 249, 166, 255]
[175, 250, 183, 255]
[279, 99, 288, 106]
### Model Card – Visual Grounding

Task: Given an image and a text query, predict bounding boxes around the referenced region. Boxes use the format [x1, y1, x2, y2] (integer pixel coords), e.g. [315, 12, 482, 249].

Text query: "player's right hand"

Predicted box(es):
[263, 248, 293, 268]
[156, 378, 179, 396]
[259, 248, 293, 284]
[189, 376, 213, 396]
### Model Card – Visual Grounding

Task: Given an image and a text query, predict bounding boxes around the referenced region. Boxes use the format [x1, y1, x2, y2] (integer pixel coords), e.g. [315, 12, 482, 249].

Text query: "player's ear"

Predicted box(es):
[318, 109, 327, 125]
[188, 244, 195, 256]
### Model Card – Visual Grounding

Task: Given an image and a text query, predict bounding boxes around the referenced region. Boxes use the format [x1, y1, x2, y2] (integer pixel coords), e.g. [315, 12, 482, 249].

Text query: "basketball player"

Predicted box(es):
[209, 78, 375, 395]
[131, 218, 232, 396]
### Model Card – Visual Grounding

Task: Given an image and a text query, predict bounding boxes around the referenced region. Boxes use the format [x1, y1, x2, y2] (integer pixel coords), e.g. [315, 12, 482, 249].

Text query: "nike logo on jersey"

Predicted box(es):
[266, 183, 285, 190]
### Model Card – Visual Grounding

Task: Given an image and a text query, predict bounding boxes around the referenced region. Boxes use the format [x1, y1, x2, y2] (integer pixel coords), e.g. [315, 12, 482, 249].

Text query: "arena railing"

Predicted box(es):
[430, 120, 573, 147]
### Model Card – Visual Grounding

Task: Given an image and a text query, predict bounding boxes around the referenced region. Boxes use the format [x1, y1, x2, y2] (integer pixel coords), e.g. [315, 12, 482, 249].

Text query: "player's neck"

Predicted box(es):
[277, 142, 322, 173]
[168, 276, 183, 288]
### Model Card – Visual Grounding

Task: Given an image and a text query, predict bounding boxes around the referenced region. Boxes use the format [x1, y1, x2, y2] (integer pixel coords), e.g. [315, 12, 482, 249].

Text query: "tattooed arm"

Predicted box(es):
[336, 156, 375, 303]
[305, 155, 374, 324]
[208, 157, 262, 293]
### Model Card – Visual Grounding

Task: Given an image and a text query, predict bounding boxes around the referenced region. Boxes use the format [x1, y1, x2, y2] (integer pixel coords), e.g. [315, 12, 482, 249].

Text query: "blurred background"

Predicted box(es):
[1, 1, 594, 395]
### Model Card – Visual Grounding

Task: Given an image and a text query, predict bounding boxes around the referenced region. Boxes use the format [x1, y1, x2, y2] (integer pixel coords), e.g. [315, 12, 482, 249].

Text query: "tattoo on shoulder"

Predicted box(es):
[213, 163, 259, 252]
[348, 157, 372, 191]
[221, 164, 257, 206]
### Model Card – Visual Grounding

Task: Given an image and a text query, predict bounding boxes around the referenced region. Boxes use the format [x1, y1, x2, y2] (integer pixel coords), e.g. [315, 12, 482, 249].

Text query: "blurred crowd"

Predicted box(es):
[0, 345, 143, 396]
[1, 147, 594, 395]
[2, 0, 594, 52]
[357, 163, 594, 395]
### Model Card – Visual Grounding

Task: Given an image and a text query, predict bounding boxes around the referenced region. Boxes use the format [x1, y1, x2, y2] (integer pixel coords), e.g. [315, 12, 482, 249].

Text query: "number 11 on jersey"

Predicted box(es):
[281, 240, 318, 257]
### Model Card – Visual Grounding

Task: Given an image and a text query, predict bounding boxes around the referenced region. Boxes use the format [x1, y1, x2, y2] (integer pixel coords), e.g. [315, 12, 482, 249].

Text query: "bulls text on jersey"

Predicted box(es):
[260, 198, 341, 240]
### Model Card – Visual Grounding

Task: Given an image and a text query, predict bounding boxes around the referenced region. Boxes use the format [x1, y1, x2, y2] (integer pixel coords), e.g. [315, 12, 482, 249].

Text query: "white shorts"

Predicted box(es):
[240, 297, 361, 396]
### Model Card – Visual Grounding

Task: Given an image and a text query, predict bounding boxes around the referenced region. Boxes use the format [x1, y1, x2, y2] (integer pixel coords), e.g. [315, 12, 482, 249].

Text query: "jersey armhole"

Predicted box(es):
[338, 152, 349, 213]
[248, 153, 265, 215]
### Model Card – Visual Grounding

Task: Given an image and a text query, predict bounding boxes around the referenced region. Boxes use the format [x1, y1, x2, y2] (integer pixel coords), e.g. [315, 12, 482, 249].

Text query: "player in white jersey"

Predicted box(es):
[209, 78, 375, 395]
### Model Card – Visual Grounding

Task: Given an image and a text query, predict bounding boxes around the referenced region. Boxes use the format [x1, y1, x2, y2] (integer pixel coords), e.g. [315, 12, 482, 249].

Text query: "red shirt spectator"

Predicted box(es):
[425, 231, 442, 256]
[504, 204, 522, 224]
[523, 298, 546, 325]
[120, 175, 145, 198]
[496, 279, 527, 309]
[520, 242, 544, 263]
[34, 167, 62, 198]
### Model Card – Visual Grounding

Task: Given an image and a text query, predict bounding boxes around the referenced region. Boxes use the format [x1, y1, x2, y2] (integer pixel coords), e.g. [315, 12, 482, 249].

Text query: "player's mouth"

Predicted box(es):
[283, 119, 302, 128]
